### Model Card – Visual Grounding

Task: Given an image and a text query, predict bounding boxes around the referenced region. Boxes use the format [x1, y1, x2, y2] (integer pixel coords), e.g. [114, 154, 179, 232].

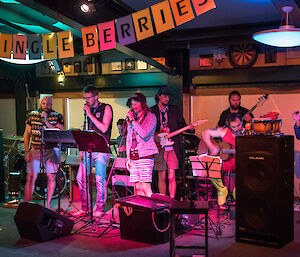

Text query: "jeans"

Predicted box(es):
[76, 152, 110, 212]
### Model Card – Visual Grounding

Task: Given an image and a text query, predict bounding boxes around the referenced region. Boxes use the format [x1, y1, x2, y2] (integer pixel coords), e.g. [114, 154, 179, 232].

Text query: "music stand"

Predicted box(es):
[71, 130, 111, 233]
[43, 129, 76, 213]
[190, 154, 223, 237]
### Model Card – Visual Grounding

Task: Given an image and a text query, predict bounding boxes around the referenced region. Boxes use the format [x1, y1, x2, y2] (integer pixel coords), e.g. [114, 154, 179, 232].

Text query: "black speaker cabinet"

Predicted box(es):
[236, 135, 294, 248]
[116, 195, 171, 244]
[0, 129, 4, 202]
[14, 202, 74, 242]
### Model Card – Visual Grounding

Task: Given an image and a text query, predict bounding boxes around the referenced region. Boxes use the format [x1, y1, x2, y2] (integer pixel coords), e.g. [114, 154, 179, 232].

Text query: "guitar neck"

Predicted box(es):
[167, 124, 193, 139]
[242, 104, 257, 121]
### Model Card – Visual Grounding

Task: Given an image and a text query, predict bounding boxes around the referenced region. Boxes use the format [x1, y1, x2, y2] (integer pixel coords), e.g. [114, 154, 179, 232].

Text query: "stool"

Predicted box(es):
[170, 200, 209, 257]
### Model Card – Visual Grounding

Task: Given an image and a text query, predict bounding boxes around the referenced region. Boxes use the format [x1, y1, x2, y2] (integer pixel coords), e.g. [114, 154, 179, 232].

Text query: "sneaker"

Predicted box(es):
[217, 187, 228, 206]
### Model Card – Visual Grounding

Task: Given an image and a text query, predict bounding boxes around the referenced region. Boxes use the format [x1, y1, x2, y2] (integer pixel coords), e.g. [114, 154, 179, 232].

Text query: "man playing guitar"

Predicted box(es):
[218, 90, 253, 127]
[202, 113, 243, 206]
[151, 87, 192, 198]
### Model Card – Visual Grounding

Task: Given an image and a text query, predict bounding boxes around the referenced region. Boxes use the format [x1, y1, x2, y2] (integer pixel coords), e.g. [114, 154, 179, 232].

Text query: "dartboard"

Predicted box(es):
[229, 44, 258, 68]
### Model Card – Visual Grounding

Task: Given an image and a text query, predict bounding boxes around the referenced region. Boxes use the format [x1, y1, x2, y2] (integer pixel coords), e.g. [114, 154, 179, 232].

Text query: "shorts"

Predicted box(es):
[154, 149, 179, 171]
[26, 148, 59, 173]
[129, 158, 154, 183]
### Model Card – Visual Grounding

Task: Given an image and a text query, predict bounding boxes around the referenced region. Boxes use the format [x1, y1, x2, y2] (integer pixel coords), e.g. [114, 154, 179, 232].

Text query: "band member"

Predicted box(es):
[292, 110, 300, 139]
[218, 90, 253, 127]
[202, 113, 243, 205]
[150, 87, 189, 198]
[126, 93, 158, 197]
[116, 119, 126, 157]
[75, 86, 113, 217]
[24, 94, 64, 208]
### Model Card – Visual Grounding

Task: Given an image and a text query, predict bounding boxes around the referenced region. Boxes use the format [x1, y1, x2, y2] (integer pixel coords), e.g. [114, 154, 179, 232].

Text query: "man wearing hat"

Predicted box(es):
[24, 94, 64, 209]
[150, 87, 188, 198]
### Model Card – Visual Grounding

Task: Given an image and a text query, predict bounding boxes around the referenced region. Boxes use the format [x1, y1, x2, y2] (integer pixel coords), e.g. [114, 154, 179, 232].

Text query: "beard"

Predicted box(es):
[230, 104, 240, 111]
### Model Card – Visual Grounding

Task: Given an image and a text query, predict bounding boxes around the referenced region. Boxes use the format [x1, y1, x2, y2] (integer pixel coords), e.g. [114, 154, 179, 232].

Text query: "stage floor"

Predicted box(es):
[1, 195, 300, 257]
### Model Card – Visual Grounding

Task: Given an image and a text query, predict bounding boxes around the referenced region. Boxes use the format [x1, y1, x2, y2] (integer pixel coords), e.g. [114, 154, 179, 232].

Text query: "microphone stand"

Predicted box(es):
[98, 123, 127, 238]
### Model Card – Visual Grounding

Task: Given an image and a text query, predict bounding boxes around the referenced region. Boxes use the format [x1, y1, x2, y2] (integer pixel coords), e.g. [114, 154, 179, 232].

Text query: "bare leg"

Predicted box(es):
[158, 170, 166, 195]
[168, 169, 176, 198]
[46, 173, 56, 208]
[142, 182, 153, 197]
[24, 173, 38, 202]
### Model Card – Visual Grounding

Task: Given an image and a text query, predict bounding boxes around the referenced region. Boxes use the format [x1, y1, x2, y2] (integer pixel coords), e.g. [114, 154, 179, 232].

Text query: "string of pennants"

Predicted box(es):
[0, 0, 215, 60]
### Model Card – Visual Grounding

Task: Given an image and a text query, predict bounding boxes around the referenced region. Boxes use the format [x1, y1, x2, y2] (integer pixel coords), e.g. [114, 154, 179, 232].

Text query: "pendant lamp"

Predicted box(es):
[253, 6, 300, 47]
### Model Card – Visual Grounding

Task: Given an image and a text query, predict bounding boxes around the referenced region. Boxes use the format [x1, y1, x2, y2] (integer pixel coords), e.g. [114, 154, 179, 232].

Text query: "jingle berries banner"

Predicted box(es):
[0, 0, 215, 60]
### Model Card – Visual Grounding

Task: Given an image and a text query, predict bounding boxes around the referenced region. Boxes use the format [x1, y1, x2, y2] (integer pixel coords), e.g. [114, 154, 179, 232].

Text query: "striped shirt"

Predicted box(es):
[26, 109, 64, 149]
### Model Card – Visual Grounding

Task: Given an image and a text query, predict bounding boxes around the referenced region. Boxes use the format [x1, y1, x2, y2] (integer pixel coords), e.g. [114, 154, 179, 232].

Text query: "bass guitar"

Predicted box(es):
[155, 119, 208, 150]
[242, 93, 269, 121]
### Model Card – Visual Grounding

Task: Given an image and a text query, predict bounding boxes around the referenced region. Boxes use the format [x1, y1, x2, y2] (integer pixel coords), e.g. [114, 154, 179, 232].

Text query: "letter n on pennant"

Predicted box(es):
[13, 34, 27, 60]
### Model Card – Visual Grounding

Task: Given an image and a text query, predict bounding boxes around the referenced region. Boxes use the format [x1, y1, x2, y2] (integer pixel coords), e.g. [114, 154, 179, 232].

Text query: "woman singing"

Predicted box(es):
[126, 93, 158, 197]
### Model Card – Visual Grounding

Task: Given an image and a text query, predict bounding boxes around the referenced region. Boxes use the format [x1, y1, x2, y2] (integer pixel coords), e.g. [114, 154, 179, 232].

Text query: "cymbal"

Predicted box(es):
[3, 135, 24, 142]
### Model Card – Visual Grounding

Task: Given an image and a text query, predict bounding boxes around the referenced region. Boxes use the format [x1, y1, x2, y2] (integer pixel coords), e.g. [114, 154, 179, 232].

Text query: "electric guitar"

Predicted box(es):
[155, 119, 208, 150]
[242, 93, 269, 121]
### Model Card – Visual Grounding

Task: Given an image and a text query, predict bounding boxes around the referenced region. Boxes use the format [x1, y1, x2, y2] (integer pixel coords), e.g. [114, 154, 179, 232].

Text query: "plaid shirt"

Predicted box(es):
[126, 112, 158, 158]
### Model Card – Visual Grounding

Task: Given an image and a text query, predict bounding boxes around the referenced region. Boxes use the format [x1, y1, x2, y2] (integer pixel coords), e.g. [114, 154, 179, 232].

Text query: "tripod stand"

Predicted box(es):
[190, 154, 223, 237]
[71, 130, 111, 234]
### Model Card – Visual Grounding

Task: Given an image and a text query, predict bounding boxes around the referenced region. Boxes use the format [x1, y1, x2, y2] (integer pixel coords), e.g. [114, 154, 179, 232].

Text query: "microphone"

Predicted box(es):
[83, 110, 87, 131]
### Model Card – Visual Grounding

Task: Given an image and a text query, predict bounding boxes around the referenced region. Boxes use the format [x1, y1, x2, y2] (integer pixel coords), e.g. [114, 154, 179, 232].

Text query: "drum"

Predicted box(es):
[272, 119, 282, 133]
[252, 117, 273, 134]
[34, 168, 67, 199]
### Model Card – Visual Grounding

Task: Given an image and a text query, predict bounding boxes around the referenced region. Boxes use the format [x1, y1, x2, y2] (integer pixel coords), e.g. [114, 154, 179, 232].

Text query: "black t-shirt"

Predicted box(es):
[217, 107, 253, 127]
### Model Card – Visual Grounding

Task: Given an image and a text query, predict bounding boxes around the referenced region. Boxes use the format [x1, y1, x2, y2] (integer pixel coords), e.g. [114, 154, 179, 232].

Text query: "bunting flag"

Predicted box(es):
[28, 34, 42, 59]
[57, 30, 74, 59]
[0, 0, 216, 60]
[169, 0, 195, 26]
[98, 21, 116, 51]
[191, 0, 216, 16]
[132, 8, 155, 41]
[151, 1, 175, 34]
[81, 25, 99, 55]
[0, 34, 12, 58]
[13, 34, 27, 59]
[115, 15, 136, 46]
[42, 33, 57, 59]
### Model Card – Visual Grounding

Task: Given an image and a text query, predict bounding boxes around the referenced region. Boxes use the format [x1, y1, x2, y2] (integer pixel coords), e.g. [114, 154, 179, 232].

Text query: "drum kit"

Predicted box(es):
[2, 134, 69, 208]
[251, 117, 282, 135]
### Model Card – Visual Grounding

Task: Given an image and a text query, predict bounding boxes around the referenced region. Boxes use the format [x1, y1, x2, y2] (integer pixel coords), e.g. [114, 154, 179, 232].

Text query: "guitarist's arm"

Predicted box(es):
[202, 127, 227, 155]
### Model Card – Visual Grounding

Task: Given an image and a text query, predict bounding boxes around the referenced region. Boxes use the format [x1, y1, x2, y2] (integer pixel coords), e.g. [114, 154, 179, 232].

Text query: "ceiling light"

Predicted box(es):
[253, 6, 300, 47]
[57, 71, 65, 86]
[79, 0, 96, 13]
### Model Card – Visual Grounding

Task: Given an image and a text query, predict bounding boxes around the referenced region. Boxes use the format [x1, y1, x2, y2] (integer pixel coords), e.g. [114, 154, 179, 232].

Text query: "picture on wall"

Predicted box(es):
[125, 58, 135, 70]
[137, 60, 148, 70]
[111, 61, 122, 71]
[199, 54, 213, 67]
[265, 47, 276, 63]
